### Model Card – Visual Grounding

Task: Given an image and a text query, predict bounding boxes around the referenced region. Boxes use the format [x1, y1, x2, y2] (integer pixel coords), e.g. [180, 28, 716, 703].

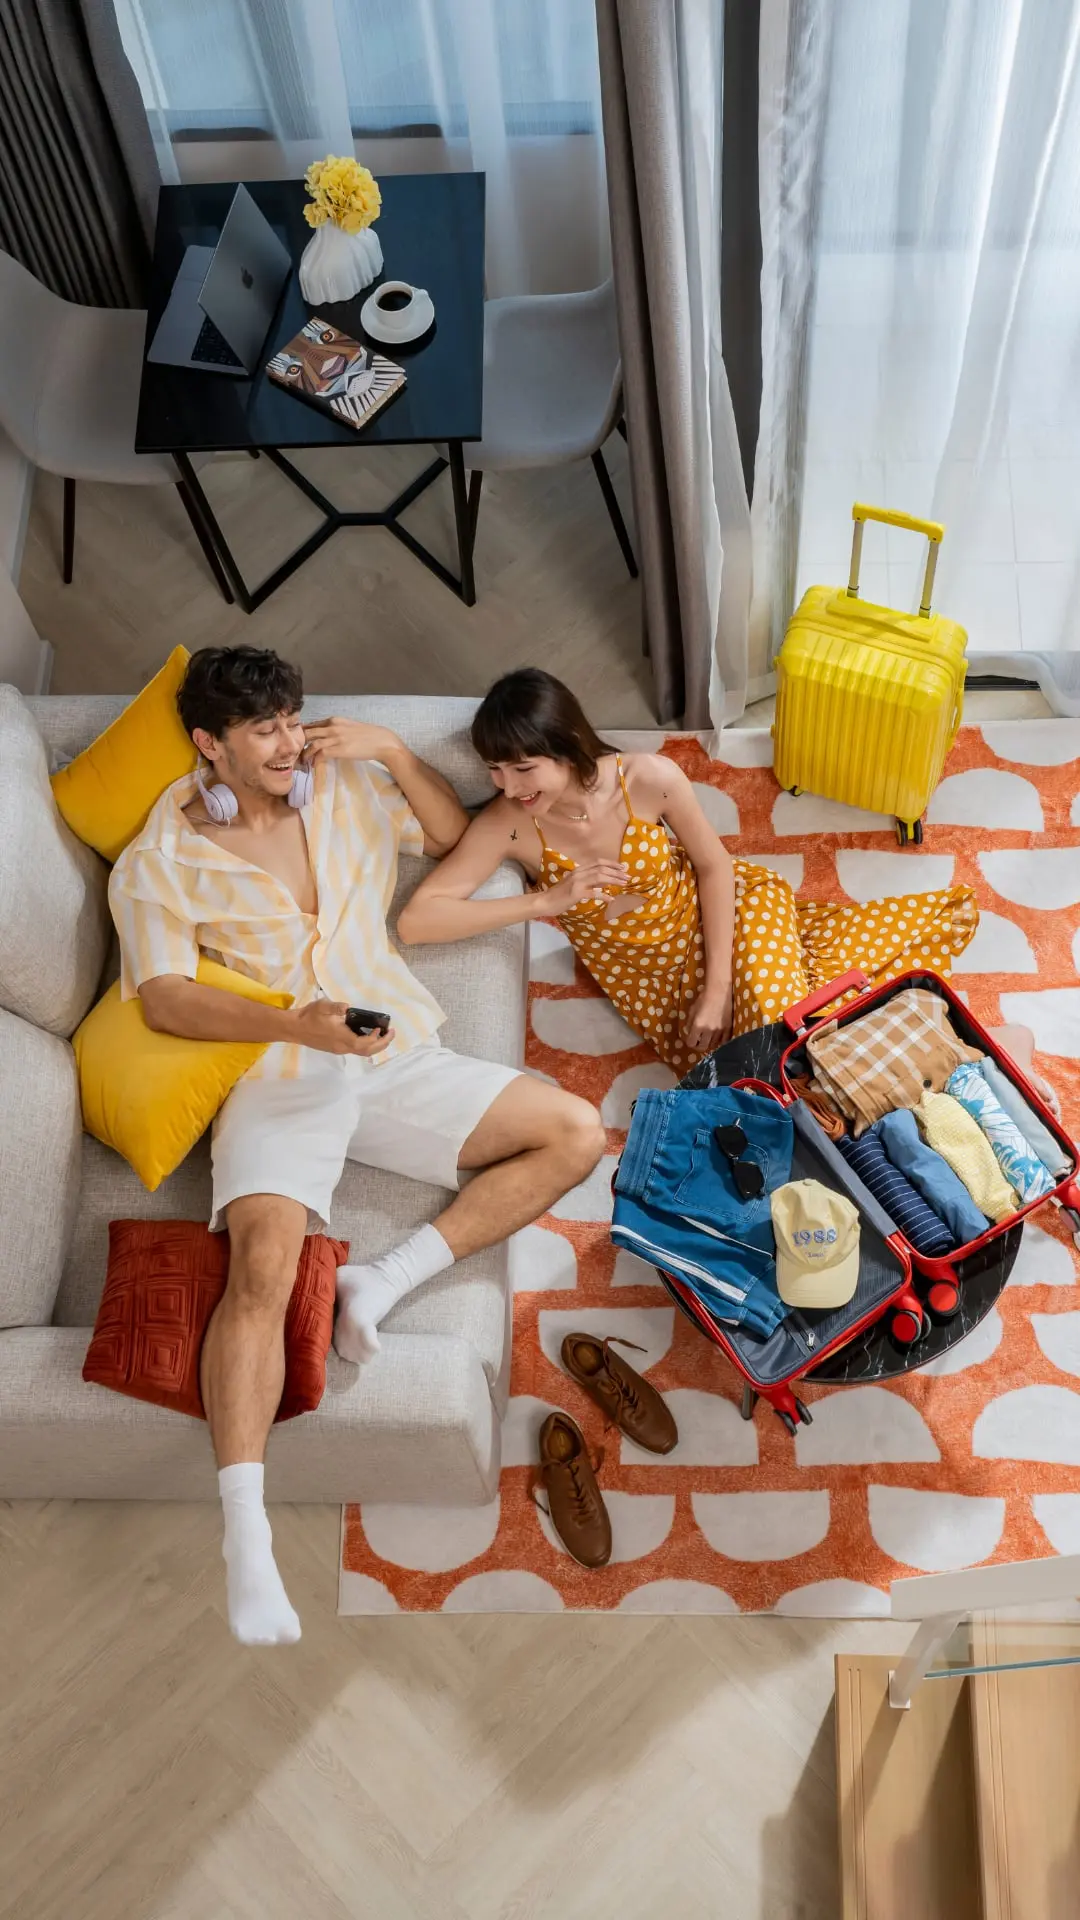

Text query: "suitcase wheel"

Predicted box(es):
[926, 1280, 961, 1323]
[889, 1304, 926, 1347]
[895, 818, 925, 847]
[777, 1408, 798, 1436]
[788, 786, 802, 797]
[739, 1385, 758, 1422]
[794, 1397, 813, 1427]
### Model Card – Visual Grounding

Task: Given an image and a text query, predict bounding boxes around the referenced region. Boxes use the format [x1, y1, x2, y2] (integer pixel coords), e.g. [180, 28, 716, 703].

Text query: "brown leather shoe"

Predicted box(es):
[536, 1412, 612, 1568]
[561, 1333, 679, 1455]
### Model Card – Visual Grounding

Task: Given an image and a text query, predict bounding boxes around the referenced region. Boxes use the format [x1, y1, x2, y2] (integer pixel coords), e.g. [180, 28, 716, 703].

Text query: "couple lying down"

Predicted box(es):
[110, 645, 988, 1645]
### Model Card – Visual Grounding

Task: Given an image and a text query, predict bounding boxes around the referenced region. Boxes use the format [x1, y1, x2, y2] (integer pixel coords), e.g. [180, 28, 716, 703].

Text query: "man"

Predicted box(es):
[109, 647, 605, 1647]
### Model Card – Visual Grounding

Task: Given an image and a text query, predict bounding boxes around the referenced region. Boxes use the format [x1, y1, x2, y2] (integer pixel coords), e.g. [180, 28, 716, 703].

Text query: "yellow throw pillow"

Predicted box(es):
[51, 645, 196, 862]
[73, 959, 293, 1192]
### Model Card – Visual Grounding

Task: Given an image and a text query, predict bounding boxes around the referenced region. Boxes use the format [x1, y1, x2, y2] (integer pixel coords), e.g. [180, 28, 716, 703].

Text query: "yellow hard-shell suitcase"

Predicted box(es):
[773, 504, 967, 845]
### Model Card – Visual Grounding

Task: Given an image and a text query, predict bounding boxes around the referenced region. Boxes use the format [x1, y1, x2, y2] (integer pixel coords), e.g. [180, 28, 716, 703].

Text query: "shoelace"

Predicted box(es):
[529, 1443, 605, 1521]
[601, 1336, 649, 1424]
[567, 1460, 596, 1522]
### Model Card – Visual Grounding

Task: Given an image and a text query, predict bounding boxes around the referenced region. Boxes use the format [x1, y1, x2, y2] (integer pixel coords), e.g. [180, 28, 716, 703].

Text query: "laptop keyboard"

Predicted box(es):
[192, 314, 244, 368]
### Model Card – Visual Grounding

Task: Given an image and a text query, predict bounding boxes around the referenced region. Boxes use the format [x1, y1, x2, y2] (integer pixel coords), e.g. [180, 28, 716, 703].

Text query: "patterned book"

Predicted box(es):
[266, 317, 405, 430]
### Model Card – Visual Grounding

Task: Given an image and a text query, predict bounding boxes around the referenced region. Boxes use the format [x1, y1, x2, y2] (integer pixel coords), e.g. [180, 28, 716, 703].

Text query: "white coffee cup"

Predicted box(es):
[360, 280, 435, 344]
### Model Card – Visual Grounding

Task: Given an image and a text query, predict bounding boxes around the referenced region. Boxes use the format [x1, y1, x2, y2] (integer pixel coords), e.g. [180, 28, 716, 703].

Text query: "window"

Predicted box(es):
[128, 0, 602, 141]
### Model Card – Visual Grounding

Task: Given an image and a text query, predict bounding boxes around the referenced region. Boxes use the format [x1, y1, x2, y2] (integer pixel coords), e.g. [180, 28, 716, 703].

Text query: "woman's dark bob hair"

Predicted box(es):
[471, 668, 615, 788]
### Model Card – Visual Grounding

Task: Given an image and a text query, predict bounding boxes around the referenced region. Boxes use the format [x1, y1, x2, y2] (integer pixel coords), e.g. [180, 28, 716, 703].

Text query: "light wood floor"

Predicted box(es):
[0, 1498, 912, 1920]
[18, 441, 658, 725]
[18, 446, 1055, 731]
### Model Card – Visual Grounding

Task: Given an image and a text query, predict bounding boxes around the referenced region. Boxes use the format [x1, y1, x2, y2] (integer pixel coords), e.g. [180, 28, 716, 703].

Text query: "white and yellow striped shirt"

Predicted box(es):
[109, 757, 444, 1079]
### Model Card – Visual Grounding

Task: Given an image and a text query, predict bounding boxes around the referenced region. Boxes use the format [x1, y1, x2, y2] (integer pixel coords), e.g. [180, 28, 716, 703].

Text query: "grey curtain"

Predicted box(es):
[594, 0, 753, 728]
[749, 0, 836, 695]
[0, 0, 160, 307]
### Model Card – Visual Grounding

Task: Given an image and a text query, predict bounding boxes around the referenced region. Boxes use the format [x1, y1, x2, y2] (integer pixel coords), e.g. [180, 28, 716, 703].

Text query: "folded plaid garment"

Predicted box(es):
[806, 988, 983, 1137]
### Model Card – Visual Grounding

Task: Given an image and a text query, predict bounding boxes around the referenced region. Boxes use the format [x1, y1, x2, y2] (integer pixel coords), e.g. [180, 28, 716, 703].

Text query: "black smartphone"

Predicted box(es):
[346, 1006, 391, 1037]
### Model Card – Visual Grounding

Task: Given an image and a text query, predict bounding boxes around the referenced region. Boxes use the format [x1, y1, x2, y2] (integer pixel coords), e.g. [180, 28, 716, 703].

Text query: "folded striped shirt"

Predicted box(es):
[835, 1128, 955, 1257]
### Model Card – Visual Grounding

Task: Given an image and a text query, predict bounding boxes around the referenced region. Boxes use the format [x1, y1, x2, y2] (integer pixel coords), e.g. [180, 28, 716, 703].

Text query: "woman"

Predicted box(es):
[397, 669, 980, 1074]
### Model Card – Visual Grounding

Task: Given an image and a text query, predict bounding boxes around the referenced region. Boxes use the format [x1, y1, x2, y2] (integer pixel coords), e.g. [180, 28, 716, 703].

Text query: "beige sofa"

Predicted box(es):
[0, 685, 526, 1506]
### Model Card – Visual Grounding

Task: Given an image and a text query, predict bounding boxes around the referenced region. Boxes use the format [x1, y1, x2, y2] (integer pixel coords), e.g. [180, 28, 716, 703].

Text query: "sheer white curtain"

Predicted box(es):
[115, 0, 609, 295]
[757, 0, 1080, 682]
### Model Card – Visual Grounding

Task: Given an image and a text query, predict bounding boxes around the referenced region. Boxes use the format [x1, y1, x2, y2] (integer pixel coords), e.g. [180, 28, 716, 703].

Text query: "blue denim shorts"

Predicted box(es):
[612, 1086, 793, 1338]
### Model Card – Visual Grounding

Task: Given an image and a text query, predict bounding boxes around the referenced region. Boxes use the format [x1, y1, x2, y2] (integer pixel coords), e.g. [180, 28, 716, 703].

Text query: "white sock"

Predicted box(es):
[334, 1224, 454, 1364]
[218, 1462, 301, 1647]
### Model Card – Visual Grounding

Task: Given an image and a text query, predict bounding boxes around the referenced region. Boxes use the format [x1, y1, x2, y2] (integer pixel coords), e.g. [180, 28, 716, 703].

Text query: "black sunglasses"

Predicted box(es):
[713, 1124, 765, 1200]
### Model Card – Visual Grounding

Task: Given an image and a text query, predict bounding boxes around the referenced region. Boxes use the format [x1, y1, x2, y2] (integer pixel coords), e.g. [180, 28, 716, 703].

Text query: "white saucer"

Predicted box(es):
[360, 281, 435, 345]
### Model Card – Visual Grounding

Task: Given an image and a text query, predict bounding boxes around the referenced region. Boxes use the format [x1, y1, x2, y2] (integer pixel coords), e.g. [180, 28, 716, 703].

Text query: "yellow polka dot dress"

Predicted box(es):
[534, 759, 979, 1073]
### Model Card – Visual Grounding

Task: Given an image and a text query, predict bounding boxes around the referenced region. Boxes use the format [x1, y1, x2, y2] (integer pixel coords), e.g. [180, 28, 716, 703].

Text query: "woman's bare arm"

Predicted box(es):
[396, 798, 631, 945]
[396, 802, 545, 943]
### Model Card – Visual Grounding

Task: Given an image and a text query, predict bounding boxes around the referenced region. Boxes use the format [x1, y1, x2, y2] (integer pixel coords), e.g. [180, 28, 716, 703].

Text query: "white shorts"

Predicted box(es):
[209, 1043, 522, 1232]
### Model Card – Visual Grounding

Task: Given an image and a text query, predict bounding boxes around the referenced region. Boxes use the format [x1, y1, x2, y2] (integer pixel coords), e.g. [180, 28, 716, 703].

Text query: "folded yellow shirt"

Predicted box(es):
[915, 1090, 1018, 1224]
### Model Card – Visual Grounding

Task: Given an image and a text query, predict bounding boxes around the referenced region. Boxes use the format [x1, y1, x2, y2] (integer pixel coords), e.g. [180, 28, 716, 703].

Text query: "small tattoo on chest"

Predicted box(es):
[510, 828, 518, 842]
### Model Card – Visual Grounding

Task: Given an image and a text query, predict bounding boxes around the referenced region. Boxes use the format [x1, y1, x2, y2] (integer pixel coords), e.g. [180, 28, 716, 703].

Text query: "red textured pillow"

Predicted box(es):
[83, 1220, 349, 1421]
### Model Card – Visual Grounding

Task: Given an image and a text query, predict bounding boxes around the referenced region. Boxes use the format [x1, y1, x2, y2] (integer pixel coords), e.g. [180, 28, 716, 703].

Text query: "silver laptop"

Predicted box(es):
[147, 184, 291, 377]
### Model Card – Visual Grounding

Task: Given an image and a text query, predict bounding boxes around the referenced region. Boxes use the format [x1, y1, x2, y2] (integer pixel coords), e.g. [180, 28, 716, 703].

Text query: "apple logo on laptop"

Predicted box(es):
[241, 267, 254, 289]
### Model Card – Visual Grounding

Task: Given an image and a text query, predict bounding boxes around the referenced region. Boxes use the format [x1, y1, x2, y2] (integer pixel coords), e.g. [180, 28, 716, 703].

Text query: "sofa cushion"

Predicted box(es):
[30, 692, 497, 809]
[0, 1010, 82, 1327]
[73, 959, 294, 1191]
[390, 858, 526, 1065]
[0, 1327, 499, 1504]
[55, 1133, 214, 1325]
[82, 1219, 346, 1421]
[0, 686, 111, 1036]
[49, 646, 196, 863]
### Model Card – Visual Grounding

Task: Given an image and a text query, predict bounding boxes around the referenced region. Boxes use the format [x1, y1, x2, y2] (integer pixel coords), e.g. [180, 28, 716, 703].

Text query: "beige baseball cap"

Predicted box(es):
[770, 1180, 861, 1309]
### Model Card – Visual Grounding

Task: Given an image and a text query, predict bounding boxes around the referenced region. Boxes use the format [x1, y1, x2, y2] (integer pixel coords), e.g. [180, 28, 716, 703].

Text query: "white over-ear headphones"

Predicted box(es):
[196, 762, 314, 824]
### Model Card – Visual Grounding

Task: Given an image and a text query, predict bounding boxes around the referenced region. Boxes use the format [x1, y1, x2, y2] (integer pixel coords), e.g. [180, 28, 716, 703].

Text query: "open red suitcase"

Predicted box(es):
[649, 968, 1080, 1433]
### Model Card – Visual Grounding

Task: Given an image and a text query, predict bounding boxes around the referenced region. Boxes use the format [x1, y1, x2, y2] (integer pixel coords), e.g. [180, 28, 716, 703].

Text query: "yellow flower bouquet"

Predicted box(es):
[303, 155, 382, 233]
[298, 154, 384, 304]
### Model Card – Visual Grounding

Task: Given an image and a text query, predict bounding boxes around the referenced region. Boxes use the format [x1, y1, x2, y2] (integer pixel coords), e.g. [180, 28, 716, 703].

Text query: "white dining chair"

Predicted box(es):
[0, 250, 231, 601]
[459, 278, 636, 577]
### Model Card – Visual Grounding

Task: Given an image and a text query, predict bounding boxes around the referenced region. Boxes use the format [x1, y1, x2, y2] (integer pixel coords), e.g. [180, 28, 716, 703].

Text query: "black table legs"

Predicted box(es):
[174, 454, 251, 609]
[447, 441, 476, 606]
[172, 443, 478, 615]
[175, 477, 235, 604]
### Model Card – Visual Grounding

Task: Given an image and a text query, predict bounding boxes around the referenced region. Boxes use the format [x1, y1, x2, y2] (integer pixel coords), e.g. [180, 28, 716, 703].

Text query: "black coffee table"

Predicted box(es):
[679, 1024, 1020, 1382]
[135, 174, 485, 612]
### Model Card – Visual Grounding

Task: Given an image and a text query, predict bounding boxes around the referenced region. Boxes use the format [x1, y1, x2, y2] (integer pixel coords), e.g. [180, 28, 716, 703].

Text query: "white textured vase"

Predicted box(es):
[298, 222, 383, 305]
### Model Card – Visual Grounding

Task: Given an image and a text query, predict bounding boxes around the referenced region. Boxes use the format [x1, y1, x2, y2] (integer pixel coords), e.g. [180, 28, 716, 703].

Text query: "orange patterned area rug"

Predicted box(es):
[341, 721, 1080, 1616]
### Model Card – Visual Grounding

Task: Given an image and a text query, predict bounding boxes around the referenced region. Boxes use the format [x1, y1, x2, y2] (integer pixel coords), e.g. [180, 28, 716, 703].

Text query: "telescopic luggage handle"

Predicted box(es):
[847, 502, 945, 620]
[783, 969, 870, 1035]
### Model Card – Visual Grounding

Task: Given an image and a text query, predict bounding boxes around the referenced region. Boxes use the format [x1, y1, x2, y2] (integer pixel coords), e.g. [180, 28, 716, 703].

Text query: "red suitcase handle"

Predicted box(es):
[783, 970, 870, 1034]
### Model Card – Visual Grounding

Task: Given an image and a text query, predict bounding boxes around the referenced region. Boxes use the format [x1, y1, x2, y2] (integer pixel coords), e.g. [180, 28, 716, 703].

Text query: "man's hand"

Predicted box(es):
[682, 981, 733, 1056]
[302, 718, 400, 765]
[292, 1000, 394, 1057]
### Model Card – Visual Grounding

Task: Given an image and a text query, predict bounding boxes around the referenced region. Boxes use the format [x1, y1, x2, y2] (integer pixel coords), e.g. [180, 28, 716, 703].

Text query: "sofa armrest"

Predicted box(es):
[0, 1012, 80, 1328]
